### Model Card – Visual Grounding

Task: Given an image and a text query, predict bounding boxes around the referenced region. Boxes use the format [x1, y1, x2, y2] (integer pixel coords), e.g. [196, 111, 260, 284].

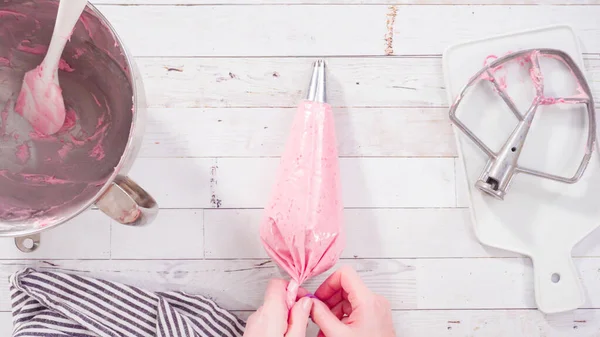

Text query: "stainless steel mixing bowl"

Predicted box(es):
[0, 0, 157, 252]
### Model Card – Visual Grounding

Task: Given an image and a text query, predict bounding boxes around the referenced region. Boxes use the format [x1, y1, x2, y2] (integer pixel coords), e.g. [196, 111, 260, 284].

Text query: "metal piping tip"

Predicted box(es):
[306, 59, 326, 103]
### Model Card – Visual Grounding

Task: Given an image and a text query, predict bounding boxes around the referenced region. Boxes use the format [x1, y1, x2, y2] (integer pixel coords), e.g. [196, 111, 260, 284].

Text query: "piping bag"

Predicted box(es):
[260, 60, 345, 308]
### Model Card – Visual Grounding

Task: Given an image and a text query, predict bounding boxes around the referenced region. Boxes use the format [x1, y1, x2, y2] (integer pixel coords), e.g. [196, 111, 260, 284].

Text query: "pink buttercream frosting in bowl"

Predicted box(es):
[0, 0, 136, 233]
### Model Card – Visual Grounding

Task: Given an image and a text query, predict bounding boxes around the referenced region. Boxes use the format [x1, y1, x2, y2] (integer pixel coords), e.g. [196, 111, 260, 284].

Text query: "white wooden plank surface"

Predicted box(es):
[99, 5, 384, 57]
[391, 5, 600, 55]
[110, 209, 204, 259]
[0, 211, 110, 259]
[391, 309, 600, 337]
[2, 258, 600, 311]
[203, 208, 600, 259]
[94, 5, 600, 57]
[0, 313, 11, 336]
[93, 0, 600, 5]
[139, 57, 448, 108]
[236, 309, 600, 337]
[1, 308, 598, 337]
[204, 208, 493, 259]
[455, 157, 470, 207]
[141, 108, 456, 158]
[126, 157, 456, 208]
[3, 206, 600, 259]
[138, 57, 600, 108]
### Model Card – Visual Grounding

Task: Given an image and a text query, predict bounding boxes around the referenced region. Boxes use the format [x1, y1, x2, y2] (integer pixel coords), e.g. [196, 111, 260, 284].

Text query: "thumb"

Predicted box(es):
[311, 299, 349, 337]
[285, 297, 312, 337]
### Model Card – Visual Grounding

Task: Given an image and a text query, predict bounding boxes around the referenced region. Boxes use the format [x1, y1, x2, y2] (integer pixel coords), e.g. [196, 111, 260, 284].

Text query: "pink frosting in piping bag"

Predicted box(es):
[260, 98, 345, 308]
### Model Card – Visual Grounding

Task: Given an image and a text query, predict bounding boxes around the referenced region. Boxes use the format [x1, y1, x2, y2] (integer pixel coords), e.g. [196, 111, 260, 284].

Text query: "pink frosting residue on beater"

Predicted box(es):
[481, 50, 590, 108]
[0, 57, 10, 67]
[528, 50, 544, 96]
[481, 54, 507, 91]
[526, 50, 589, 105]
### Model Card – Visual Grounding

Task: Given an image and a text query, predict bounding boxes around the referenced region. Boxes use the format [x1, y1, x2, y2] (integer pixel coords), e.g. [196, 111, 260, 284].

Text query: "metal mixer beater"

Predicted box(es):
[449, 48, 596, 200]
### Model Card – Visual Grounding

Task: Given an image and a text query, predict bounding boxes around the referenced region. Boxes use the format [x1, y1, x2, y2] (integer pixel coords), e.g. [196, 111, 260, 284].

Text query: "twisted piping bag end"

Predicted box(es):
[306, 59, 326, 103]
[286, 279, 300, 309]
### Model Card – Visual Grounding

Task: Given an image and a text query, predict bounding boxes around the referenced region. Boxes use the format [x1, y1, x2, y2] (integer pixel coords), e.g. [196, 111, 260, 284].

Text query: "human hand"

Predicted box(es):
[243, 279, 313, 337]
[310, 266, 396, 337]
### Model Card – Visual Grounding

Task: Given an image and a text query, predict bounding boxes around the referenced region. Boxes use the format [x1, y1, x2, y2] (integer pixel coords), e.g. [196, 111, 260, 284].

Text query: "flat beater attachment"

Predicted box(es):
[449, 49, 596, 200]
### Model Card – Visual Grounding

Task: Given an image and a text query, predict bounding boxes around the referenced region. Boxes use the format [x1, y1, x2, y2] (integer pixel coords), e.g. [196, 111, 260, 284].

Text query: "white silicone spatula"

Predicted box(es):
[15, 0, 88, 135]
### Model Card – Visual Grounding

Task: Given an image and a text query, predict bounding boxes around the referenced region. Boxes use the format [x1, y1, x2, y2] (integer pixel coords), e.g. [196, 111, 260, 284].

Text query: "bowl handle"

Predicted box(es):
[95, 175, 158, 226]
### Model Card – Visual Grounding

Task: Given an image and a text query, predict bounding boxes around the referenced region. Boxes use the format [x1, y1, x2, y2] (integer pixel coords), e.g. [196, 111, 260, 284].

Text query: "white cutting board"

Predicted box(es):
[443, 25, 600, 314]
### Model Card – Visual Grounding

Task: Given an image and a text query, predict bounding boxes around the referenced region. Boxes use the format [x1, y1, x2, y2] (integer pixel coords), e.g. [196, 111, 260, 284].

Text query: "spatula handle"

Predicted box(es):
[532, 252, 584, 314]
[42, 0, 88, 79]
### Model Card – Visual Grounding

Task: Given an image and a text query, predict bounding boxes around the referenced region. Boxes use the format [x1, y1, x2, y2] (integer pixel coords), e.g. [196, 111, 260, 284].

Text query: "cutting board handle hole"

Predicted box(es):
[551, 273, 561, 283]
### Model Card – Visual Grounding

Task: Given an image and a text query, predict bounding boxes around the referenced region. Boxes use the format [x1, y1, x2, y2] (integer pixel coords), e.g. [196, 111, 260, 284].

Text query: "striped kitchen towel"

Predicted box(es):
[9, 268, 245, 337]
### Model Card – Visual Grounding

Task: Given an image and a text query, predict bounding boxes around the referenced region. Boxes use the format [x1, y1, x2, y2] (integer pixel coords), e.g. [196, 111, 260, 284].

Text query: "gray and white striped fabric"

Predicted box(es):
[9, 268, 245, 337]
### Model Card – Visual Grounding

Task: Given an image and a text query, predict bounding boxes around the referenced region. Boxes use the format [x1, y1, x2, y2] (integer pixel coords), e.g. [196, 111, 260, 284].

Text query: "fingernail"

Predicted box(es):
[304, 293, 317, 299]
[302, 297, 312, 311]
